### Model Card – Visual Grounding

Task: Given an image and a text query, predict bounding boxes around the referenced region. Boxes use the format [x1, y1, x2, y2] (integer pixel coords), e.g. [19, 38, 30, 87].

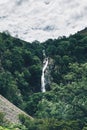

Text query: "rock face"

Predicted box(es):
[0, 95, 32, 124]
[45, 57, 54, 91]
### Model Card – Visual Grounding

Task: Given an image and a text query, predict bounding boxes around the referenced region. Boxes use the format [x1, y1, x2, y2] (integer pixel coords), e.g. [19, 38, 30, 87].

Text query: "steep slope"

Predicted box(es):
[0, 95, 32, 124]
[0, 29, 87, 129]
[78, 27, 87, 35]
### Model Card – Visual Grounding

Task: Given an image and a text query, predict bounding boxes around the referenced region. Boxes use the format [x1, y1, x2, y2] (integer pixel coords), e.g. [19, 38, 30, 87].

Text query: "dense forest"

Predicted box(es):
[1, 28, 87, 129]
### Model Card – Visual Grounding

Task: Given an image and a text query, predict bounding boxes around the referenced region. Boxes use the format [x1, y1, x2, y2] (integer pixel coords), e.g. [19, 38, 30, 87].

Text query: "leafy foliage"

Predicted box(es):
[1, 29, 87, 129]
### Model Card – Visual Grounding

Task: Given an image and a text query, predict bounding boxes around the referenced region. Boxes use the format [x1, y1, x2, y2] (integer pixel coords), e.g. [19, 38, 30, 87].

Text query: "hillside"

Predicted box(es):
[78, 27, 87, 36]
[0, 29, 87, 129]
[0, 94, 32, 124]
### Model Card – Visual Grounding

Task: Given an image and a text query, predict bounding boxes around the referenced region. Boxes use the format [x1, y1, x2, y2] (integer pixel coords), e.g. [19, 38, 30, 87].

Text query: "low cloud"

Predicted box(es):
[0, 0, 87, 42]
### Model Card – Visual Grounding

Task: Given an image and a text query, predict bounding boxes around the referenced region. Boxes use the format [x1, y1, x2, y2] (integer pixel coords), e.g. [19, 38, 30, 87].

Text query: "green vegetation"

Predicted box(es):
[0, 28, 87, 129]
[0, 112, 5, 125]
[19, 114, 81, 130]
[0, 112, 25, 130]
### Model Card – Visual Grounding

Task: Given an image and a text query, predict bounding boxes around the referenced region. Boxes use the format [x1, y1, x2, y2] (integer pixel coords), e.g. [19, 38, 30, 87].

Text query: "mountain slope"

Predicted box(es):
[78, 27, 87, 35]
[0, 95, 32, 124]
[0, 29, 87, 129]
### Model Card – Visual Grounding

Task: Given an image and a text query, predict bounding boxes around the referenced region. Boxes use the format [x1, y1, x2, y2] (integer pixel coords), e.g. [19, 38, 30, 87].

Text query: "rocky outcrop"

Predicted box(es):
[0, 95, 32, 124]
[45, 57, 54, 90]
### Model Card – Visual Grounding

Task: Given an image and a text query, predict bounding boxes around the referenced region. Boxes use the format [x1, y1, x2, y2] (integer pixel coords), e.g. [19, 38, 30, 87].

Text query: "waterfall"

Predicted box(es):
[41, 51, 48, 92]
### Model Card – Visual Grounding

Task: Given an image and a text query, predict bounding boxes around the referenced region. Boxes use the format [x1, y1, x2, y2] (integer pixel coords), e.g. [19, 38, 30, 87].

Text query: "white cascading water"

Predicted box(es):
[41, 51, 48, 92]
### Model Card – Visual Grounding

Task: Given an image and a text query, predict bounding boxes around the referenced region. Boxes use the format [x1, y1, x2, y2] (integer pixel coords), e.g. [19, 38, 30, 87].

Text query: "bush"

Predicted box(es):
[19, 114, 81, 130]
[0, 112, 5, 125]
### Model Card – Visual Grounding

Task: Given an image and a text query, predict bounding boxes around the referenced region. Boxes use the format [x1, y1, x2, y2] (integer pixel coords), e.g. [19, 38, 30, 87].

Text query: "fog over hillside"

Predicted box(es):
[0, 0, 87, 42]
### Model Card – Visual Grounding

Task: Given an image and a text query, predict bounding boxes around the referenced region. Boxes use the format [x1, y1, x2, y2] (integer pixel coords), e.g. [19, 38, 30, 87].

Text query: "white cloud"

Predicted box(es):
[0, 0, 87, 42]
[0, 0, 9, 5]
